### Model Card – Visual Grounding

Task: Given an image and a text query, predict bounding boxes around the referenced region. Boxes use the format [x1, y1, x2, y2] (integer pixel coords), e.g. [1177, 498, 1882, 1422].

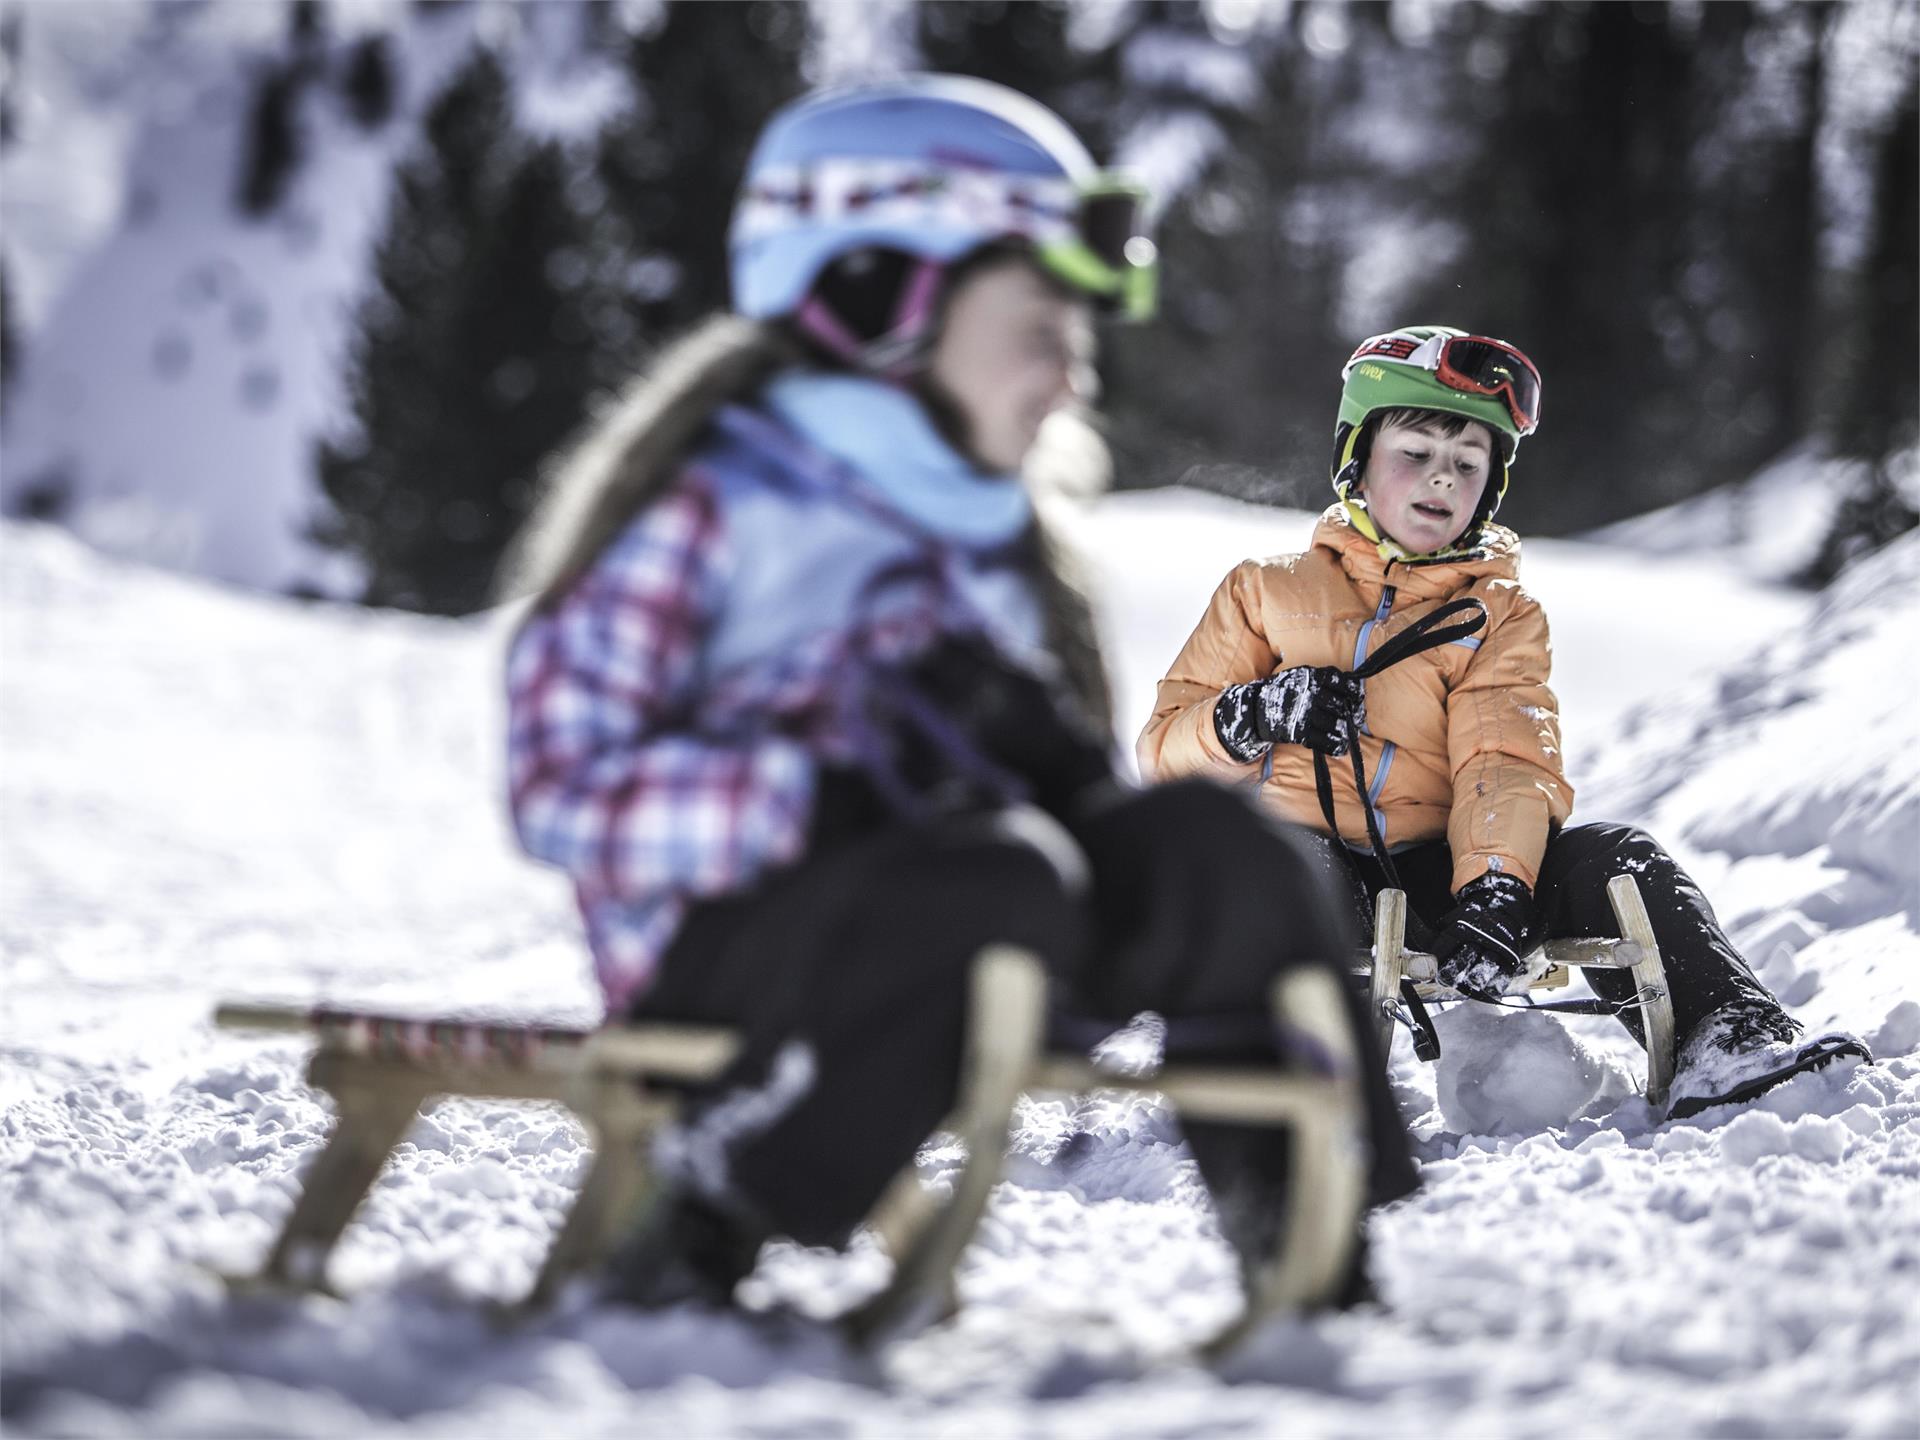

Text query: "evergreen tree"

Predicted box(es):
[1803, 86, 1920, 584]
[340, 33, 397, 131]
[1746, 4, 1834, 460]
[1837, 87, 1920, 464]
[238, 61, 306, 216]
[915, 1, 1113, 153]
[1388, 2, 1698, 532]
[289, 0, 325, 59]
[1, 255, 16, 419]
[1, 12, 20, 149]
[1679, 4, 1836, 484]
[590, 1, 807, 359]
[1098, 3, 1352, 498]
[316, 49, 599, 613]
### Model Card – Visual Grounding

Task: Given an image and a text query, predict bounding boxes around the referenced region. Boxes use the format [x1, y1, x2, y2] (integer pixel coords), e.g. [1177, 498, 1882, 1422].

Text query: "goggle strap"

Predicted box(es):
[1339, 425, 1364, 475]
[1036, 238, 1159, 322]
[794, 293, 866, 366]
[893, 257, 944, 336]
[794, 256, 945, 378]
[1037, 239, 1121, 296]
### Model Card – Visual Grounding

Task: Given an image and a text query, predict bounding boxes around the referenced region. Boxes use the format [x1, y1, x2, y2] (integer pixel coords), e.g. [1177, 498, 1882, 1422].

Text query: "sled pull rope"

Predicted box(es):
[1380, 988, 1443, 1061]
[1313, 598, 1489, 1060]
[1465, 981, 1669, 1020]
[1311, 596, 1490, 887]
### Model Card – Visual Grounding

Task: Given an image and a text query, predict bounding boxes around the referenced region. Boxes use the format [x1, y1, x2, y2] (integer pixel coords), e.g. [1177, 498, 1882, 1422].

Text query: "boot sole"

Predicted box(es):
[1666, 1036, 1872, 1121]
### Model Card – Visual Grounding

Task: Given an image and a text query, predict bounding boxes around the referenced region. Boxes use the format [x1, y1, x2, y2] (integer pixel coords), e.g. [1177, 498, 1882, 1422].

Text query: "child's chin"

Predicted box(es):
[1388, 520, 1457, 552]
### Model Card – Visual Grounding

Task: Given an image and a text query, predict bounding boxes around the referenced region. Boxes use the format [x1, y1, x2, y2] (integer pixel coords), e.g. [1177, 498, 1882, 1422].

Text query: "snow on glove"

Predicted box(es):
[1213, 666, 1364, 763]
[898, 631, 1115, 817]
[1431, 871, 1538, 1000]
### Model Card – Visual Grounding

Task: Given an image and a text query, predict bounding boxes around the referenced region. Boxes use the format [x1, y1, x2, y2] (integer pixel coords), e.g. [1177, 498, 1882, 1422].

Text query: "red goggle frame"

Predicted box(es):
[1346, 332, 1542, 434]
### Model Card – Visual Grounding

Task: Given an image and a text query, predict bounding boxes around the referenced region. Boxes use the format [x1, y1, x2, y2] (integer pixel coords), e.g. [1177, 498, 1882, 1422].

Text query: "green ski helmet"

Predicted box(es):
[1331, 325, 1543, 532]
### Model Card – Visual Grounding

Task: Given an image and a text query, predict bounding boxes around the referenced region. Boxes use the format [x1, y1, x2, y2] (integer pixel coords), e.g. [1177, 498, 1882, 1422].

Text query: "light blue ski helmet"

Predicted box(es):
[729, 75, 1157, 332]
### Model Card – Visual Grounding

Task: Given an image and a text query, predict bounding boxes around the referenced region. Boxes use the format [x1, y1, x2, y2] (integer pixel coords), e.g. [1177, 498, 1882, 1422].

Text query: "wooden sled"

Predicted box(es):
[214, 947, 1370, 1355]
[1359, 874, 1678, 1109]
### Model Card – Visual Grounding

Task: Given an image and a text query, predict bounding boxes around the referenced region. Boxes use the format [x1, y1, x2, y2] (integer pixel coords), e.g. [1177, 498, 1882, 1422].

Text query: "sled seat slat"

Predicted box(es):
[212, 1004, 740, 1081]
[1027, 1059, 1350, 1128]
[1346, 935, 1642, 987]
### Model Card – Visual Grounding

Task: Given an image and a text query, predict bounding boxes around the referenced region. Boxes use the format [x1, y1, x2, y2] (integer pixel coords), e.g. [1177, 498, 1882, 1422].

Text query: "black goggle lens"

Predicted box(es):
[1079, 189, 1148, 272]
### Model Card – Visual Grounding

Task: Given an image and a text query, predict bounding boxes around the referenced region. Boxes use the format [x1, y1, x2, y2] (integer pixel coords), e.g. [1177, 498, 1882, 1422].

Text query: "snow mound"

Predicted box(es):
[1580, 443, 1872, 582]
[1584, 531, 1920, 932]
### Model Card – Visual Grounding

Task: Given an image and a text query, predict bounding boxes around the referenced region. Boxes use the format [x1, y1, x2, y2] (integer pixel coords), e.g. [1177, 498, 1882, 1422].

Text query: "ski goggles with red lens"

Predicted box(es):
[1345, 331, 1543, 434]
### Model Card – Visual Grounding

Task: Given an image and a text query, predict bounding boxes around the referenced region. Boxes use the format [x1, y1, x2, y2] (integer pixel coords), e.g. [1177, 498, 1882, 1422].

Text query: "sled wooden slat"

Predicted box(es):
[1607, 874, 1677, 1109]
[1358, 875, 1678, 1111]
[211, 1004, 739, 1080]
[1027, 1059, 1352, 1128]
[1204, 966, 1367, 1358]
[841, 944, 1049, 1346]
[216, 951, 1374, 1356]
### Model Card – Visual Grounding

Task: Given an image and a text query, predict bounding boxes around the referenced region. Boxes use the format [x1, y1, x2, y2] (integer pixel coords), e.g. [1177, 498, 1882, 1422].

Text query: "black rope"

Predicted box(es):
[1465, 985, 1667, 1019]
[1311, 597, 1490, 878]
[1349, 597, 1489, 682]
[1314, 598, 1489, 1061]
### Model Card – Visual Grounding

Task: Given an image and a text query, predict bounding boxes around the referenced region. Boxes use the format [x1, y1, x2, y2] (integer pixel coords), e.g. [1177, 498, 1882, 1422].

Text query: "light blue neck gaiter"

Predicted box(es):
[762, 372, 1033, 550]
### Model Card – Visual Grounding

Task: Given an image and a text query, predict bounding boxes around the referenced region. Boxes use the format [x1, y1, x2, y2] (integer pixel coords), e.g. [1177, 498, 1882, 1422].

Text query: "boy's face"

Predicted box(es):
[1357, 418, 1495, 553]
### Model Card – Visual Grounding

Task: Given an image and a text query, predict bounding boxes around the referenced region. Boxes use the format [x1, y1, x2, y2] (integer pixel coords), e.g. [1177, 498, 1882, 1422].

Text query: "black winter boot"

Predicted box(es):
[1667, 1001, 1872, 1121]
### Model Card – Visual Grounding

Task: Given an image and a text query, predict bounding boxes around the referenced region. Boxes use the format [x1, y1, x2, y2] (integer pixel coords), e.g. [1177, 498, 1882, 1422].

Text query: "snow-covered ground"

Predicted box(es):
[3, 493, 1917, 1437]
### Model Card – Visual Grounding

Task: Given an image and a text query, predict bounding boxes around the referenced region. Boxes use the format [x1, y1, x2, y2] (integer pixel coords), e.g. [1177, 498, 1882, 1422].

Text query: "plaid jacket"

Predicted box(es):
[506, 402, 1047, 1012]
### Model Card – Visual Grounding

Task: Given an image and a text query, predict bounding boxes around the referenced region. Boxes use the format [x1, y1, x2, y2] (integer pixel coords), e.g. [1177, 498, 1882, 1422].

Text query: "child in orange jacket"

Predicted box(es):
[1138, 325, 1868, 1119]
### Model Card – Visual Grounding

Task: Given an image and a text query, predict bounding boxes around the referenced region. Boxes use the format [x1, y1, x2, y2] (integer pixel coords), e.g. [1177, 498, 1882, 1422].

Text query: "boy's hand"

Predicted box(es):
[1432, 872, 1537, 1000]
[1213, 667, 1364, 762]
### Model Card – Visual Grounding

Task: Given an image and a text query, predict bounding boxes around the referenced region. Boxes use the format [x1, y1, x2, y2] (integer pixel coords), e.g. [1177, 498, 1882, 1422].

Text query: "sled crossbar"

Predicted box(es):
[1357, 874, 1678, 1108]
[214, 950, 1368, 1357]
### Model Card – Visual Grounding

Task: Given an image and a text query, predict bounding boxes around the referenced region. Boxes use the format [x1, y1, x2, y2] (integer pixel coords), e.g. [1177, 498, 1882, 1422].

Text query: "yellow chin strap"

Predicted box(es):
[1337, 428, 1417, 562]
[1340, 498, 1424, 563]
[1336, 424, 1495, 565]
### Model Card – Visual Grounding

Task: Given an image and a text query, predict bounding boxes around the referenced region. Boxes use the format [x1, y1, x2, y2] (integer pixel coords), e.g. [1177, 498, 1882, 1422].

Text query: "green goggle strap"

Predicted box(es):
[1035, 176, 1158, 322]
[1038, 238, 1158, 321]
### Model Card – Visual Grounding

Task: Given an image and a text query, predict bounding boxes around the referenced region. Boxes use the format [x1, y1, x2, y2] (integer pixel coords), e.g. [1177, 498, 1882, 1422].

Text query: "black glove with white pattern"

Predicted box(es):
[1431, 871, 1537, 1001]
[1213, 666, 1364, 762]
[897, 632, 1115, 818]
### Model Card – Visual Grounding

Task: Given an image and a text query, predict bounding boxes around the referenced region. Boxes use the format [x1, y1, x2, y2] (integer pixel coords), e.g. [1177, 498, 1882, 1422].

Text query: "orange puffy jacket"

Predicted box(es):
[1136, 506, 1573, 892]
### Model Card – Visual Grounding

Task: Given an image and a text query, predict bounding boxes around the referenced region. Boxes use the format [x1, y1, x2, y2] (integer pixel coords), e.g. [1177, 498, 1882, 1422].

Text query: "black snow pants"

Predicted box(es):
[633, 779, 1418, 1250]
[1325, 821, 1782, 1048]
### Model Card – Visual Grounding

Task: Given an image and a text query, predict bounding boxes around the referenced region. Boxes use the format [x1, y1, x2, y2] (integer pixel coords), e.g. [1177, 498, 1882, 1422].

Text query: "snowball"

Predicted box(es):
[1431, 1003, 1608, 1136]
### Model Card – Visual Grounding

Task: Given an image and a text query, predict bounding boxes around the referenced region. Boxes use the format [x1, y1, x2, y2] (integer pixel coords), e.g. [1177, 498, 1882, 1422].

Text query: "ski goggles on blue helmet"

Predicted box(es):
[733, 158, 1157, 321]
[730, 77, 1159, 326]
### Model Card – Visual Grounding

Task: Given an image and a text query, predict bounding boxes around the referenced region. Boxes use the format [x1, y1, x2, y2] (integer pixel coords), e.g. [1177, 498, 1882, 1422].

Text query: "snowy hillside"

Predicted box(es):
[3, 492, 1916, 1437]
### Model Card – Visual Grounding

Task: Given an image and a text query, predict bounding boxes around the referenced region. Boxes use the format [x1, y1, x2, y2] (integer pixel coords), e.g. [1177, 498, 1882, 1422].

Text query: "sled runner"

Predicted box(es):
[1359, 874, 1678, 1109]
[214, 949, 1369, 1355]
